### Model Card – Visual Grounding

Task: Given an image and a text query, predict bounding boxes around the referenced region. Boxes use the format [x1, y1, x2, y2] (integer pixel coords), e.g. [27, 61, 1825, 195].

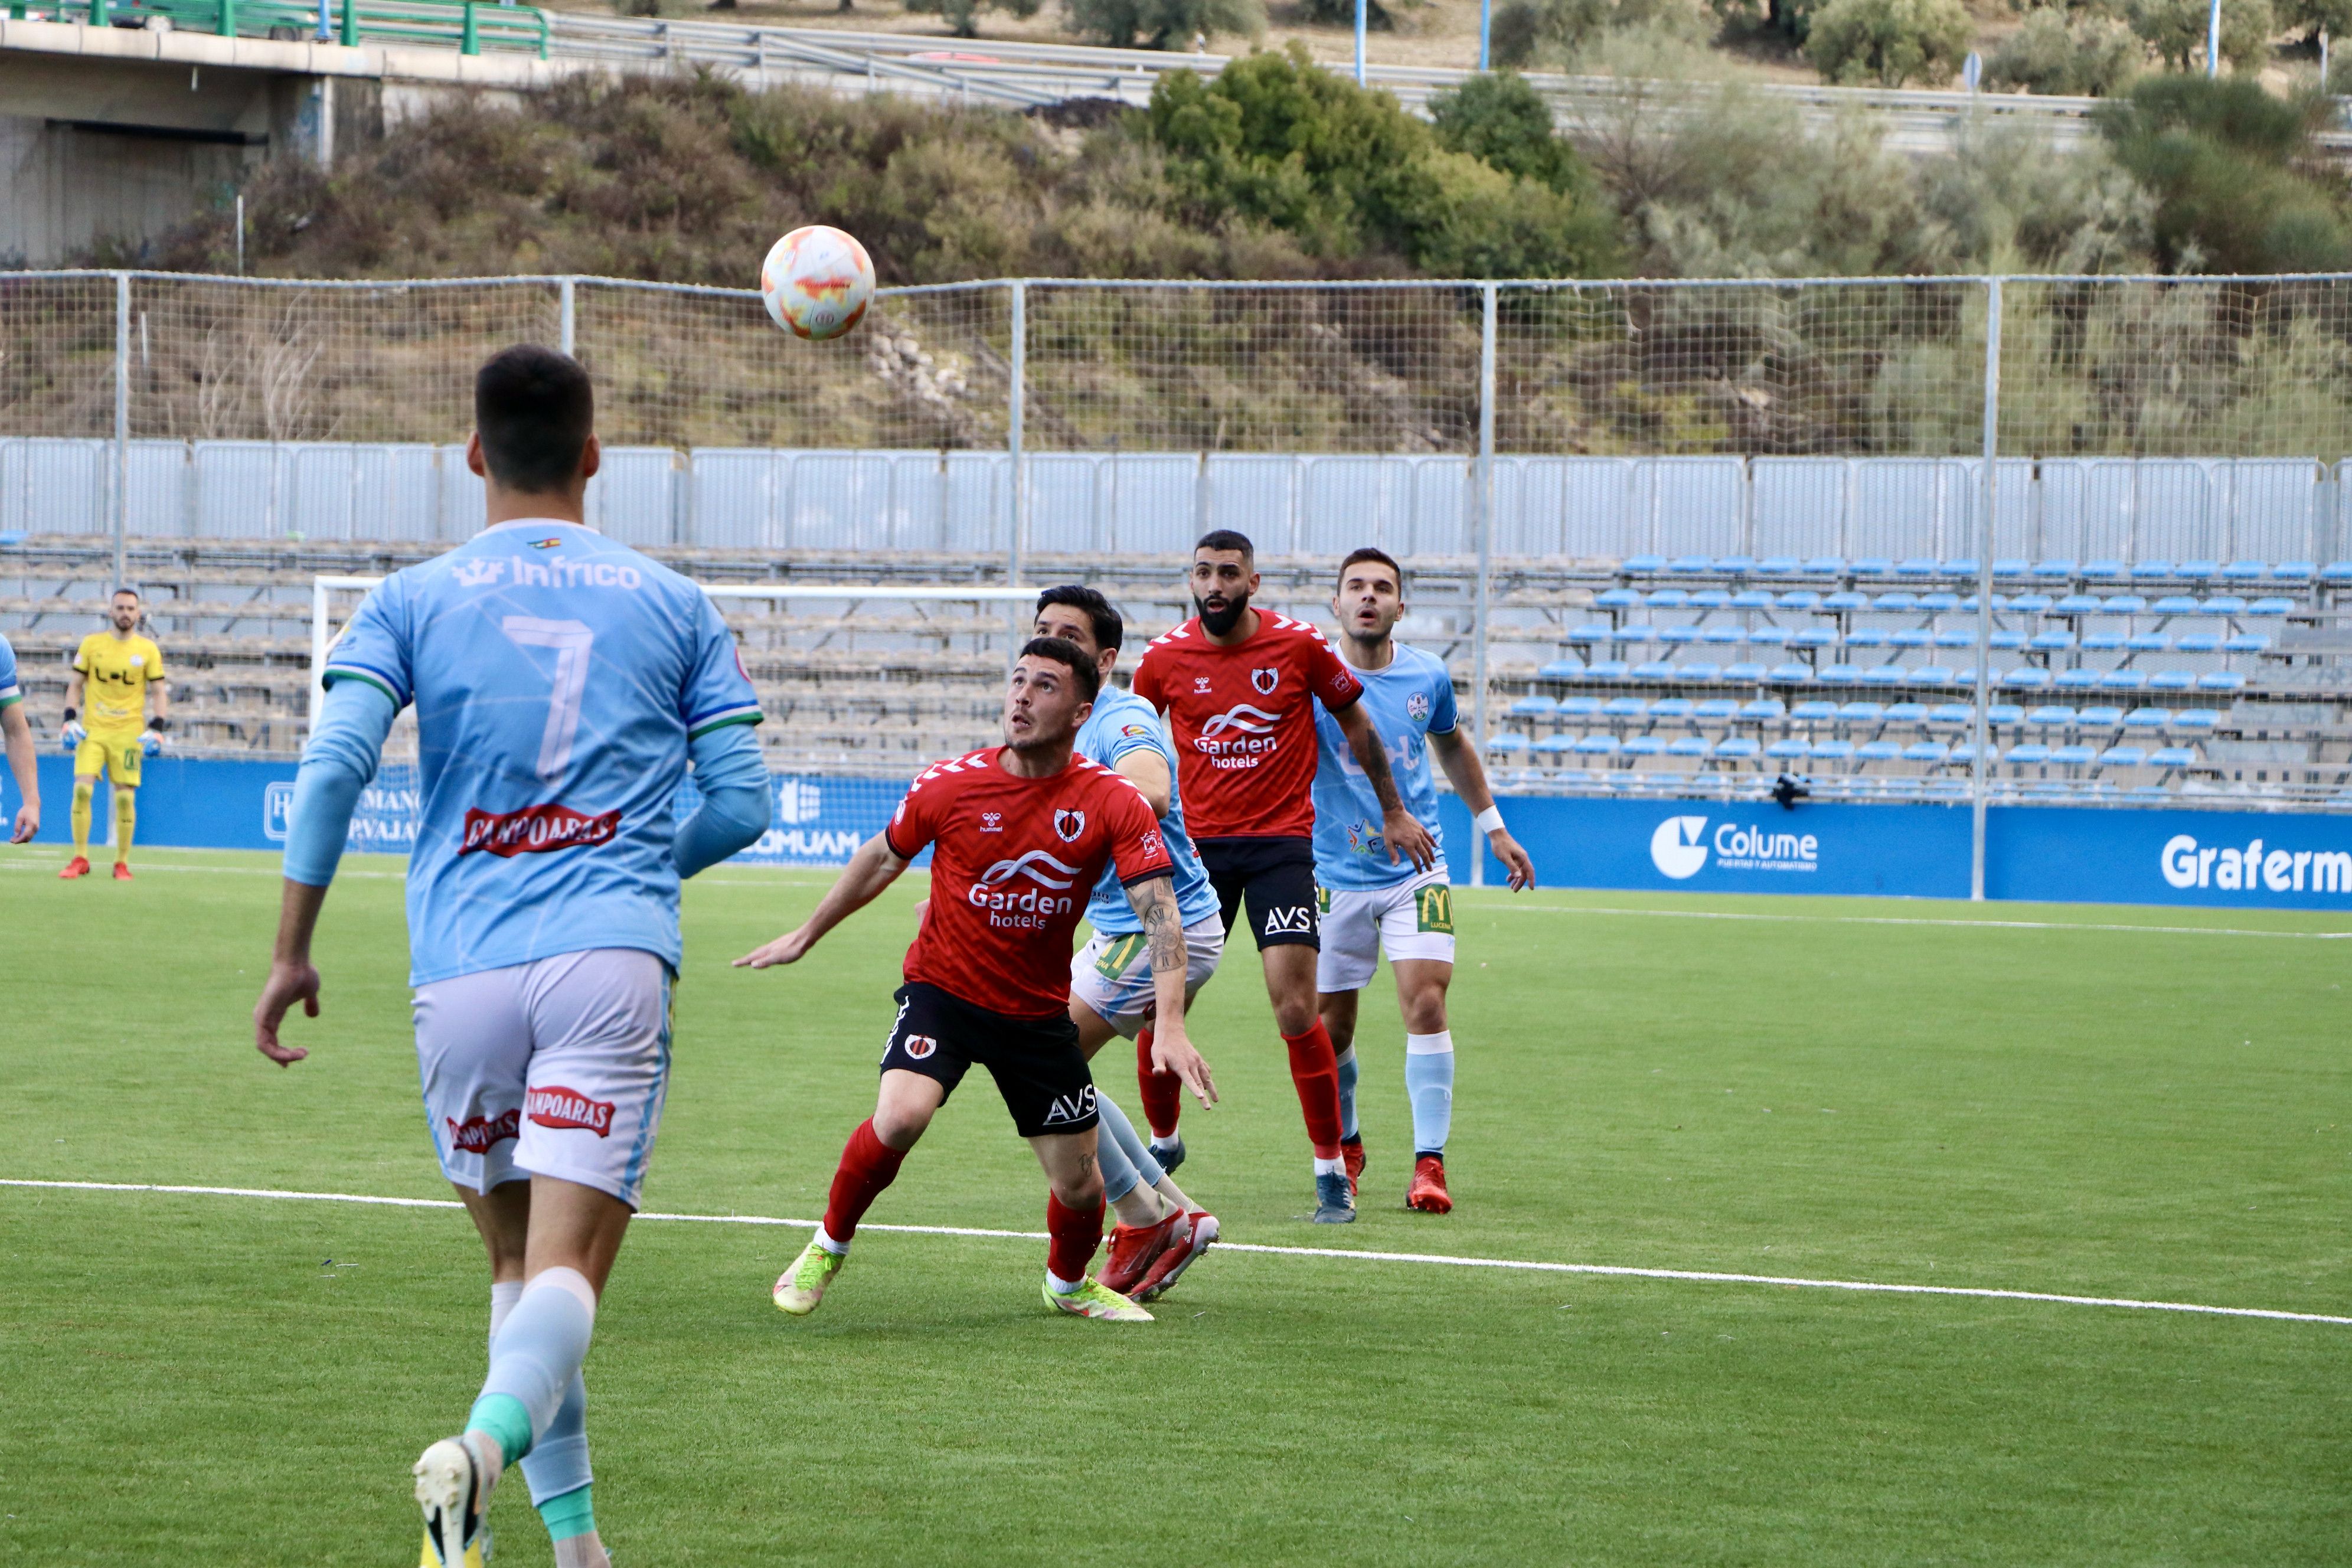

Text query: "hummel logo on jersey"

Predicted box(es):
[1262, 904, 1315, 935]
[525, 1085, 616, 1137]
[459, 803, 622, 858]
[1252, 667, 1279, 695]
[1040, 1086, 1098, 1125]
[979, 850, 1083, 890]
[1054, 809, 1086, 842]
[452, 558, 506, 588]
[981, 811, 1004, 832]
[1194, 676, 1213, 693]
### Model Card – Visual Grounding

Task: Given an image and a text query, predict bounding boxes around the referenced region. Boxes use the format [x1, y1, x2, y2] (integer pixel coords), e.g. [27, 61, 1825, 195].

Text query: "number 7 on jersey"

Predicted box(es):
[501, 616, 594, 784]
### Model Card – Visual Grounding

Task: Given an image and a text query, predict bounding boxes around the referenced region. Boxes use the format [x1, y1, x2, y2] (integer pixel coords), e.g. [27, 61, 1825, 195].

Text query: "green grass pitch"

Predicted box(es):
[4, 843, 2350, 1564]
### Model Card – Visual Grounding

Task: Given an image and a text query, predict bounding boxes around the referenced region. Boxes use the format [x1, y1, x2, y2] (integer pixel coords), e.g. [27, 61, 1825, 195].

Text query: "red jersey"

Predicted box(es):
[1131, 611, 1364, 841]
[884, 746, 1174, 1018]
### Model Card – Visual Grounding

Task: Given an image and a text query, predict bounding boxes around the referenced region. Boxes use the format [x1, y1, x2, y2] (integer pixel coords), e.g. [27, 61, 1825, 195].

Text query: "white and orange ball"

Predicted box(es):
[759, 226, 875, 341]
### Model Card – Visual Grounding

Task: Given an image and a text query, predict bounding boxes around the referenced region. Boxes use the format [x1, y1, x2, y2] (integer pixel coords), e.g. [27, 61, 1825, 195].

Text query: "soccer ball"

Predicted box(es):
[759, 226, 874, 342]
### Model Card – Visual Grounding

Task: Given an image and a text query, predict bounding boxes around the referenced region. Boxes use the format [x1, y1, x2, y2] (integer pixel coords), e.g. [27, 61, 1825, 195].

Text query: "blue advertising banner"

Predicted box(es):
[1987, 805, 2352, 910]
[1439, 794, 1974, 900]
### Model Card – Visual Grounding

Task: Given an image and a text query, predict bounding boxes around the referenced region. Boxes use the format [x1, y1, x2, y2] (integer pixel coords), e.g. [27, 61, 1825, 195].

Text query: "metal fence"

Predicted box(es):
[10, 268, 2352, 893]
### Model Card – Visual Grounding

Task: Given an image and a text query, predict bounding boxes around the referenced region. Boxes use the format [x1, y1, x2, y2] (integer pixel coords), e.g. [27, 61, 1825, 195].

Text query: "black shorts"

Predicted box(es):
[1197, 836, 1320, 951]
[879, 981, 1098, 1138]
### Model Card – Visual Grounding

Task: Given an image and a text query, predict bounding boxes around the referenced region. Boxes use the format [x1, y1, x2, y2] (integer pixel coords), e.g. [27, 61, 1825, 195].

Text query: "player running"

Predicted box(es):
[251, 346, 773, 1568]
[1131, 530, 1435, 1224]
[1312, 548, 1535, 1216]
[737, 638, 1217, 1323]
[59, 587, 170, 880]
[1, 630, 40, 842]
[1033, 586, 1220, 1301]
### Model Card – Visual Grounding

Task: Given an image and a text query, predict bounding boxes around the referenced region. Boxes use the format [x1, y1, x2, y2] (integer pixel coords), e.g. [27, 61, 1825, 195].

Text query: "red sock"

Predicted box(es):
[1047, 1191, 1106, 1283]
[1136, 1026, 1181, 1139]
[821, 1118, 907, 1245]
[1282, 1021, 1345, 1161]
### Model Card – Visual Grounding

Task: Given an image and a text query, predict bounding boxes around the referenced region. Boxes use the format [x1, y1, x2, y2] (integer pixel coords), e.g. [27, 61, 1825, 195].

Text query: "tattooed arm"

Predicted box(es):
[1123, 873, 1218, 1107]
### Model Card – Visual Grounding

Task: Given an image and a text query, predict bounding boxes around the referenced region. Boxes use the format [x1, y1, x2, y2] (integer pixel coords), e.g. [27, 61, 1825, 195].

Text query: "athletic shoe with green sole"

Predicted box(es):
[1043, 1276, 1154, 1321]
[773, 1239, 847, 1316]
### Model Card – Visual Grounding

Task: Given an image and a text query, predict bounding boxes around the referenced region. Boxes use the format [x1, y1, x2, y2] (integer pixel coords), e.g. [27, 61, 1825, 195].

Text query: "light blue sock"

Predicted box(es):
[1096, 1092, 1164, 1193]
[471, 1268, 597, 1466]
[1093, 1095, 1144, 1206]
[1335, 1045, 1360, 1142]
[490, 1281, 596, 1511]
[1404, 1033, 1454, 1156]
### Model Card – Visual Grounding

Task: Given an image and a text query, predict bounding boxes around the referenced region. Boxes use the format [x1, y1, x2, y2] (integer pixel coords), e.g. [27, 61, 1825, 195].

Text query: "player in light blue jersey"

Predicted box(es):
[1311, 548, 1533, 1217]
[0, 632, 39, 842]
[1033, 586, 1223, 1302]
[249, 348, 772, 1568]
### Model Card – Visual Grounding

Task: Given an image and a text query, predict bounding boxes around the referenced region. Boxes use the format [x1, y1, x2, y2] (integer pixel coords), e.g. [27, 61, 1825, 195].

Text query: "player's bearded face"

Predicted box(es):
[1193, 584, 1250, 636]
[111, 599, 138, 632]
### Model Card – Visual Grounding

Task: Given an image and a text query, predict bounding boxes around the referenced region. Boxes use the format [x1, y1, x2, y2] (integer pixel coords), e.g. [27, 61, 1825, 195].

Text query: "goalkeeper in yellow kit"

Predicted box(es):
[60, 587, 172, 881]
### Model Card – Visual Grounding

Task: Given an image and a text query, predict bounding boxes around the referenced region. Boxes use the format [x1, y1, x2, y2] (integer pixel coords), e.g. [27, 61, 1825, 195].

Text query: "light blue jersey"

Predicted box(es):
[322, 519, 762, 985]
[1312, 643, 1457, 891]
[1077, 681, 1219, 935]
[0, 631, 19, 709]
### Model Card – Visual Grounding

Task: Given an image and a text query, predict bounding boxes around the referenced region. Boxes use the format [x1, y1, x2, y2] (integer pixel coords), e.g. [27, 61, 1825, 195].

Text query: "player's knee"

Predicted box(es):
[871, 1102, 932, 1149]
[72, 778, 94, 805]
[1053, 1164, 1105, 1211]
[1270, 992, 1317, 1036]
[1400, 988, 1449, 1035]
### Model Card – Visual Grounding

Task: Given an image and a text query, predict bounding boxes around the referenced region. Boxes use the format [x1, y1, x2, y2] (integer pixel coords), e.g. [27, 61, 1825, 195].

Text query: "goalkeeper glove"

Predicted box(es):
[61, 708, 86, 750]
[143, 716, 169, 756]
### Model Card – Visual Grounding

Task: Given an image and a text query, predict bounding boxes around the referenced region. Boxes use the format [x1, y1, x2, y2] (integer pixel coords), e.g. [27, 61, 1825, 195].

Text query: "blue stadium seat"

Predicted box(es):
[1902, 741, 1950, 763]
[1488, 732, 1532, 754]
[1657, 626, 1700, 646]
[1748, 625, 1792, 647]
[2030, 629, 2076, 651]
[1622, 736, 1667, 758]
[1838, 701, 1886, 724]
[1766, 738, 1811, 760]
[2125, 632, 2171, 653]
[2273, 561, 2315, 582]
[1948, 743, 1995, 765]
[1667, 556, 1710, 574]
[1720, 661, 1766, 683]
[1896, 558, 1938, 577]
[1631, 661, 1677, 681]
[1789, 627, 1838, 650]
[2080, 632, 2126, 652]
[1560, 695, 1605, 718]
[1928, 703, 1975, 725]
[1678, 662, 1725, 682]
[1564, 626, 1612, 647]
[1918, 592, 1961, 612]
[2099, 746, 2147, 767]
[1573, 734, 1622, 756]
[1595, 588, 1642, 609]
[2224, 632, 2271, 654]
[1647, 588, 1691, 609]
[2150, 746, 2199, 767]
[1757, 557, 1801, 576]
[2173, 708, 2222, 731]
[2077, 705, 2126, 728]
[1941, 560, 1978, 580]
[1992, 558, 2031, 578]
[1865, 666, 1912, 688]
[2197, 671, 2247, 691]
[1602, 697, 1649, 719]
[1624, 556, 1669, 574]
[1823, 590, 1869, 611]
[1539, 660, 1586, 681]
[2101, 596, 2147, 615]
[2004, 593, 2049, 612]
[1889, 631, 1934, 653]
[2221, 560, 2266, 582]
[2050, 744, 2098, 766]
[2324, 561, 2352, 583]
[1853, 558, 1896, 577]
[2246, 597, 2293, 616]
[2204, 594, 2248, 614]
[1990, 630, 2027, 651]
[1810, 739, 1857, 762]
[1765, 662, 1812, 685]
[1694, 698, 1742, 720]
[2054, 593, 2102, 614]
[2151, 595, 2201, 614]
[2130, 561, 2174, 580]
[1871, 592, 1920, 612]
[2003, 668, 2054, 690]
[1819, 664, 1863, 686]
[1690, 589, 1733, 609]
[1739, 699, 1787, 720]
[1586, 661, 1632, 681]
[1777, 590, 1822, 610]
[1791, 700, 1841, 721]
[1845, 628, 1889, 649]
[1667, 735, 1713, 758]
[2083, 560, 2127, 581]
[1611, 624, 1656, 645]
[2054, 669, 2099, 692]
[1856, 740, 1903, 762]
[1802, 556, 1848, 576]
[2148, 669, 2194, 691]
[1534, 733, 1579, 757]
[2006, 743, 2053, 765]
[1714, 737, 1763, 760]
[1987, 704, 2026, 726]
[2098, 669, 2148, 692]
[1699, 624, 1743, 646]
[2034, 559, 2079, 579]
[1651, 698, 1697, 720]
[1932, 628, 1977, 650]
[1884, 702, 1929, 723]
[2177, 561, 2218, 581]
[2027, 706, 2077, 730]
[2122, 706, 2170, 729]
[1730, 589, 1776, 610]
[2174, 632, 2222, 654]
[1508, 695, 1558, 718]
[1910, 666, 1957, 687]
[1717, 556, 1758, 576]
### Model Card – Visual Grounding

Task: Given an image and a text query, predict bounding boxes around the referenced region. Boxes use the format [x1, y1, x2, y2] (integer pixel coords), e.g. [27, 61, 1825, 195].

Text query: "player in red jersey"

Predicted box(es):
[735, 638, 1217, 1322]
[1130, 530, 1435, 1223]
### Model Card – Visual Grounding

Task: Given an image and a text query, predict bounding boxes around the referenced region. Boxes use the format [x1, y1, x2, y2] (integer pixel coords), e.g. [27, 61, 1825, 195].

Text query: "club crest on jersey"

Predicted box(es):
[1252, 667, 1280, 695]
[459, 803, 622, 858]
[525, 1085, 616, 1138]
[1407, 692, 1431, 720]
[902, 1034, 939, 1061]
[452, 558, 505, 588]
[1054, 808, 1086, 842]
[981, 811, 1004, 832]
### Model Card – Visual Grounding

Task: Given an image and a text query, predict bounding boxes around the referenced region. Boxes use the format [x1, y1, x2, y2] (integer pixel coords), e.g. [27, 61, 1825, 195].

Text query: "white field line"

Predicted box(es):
[5, 1178, 2344, 1328]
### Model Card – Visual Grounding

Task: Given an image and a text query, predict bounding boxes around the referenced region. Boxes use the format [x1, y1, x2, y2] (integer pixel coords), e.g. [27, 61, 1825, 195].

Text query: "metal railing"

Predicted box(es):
[11, 0, 550, 55]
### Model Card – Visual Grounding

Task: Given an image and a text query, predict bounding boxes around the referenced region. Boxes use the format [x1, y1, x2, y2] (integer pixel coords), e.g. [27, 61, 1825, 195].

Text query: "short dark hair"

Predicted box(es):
[1019, 635, 1101, 704]
[475, 345, 594, 495]
[1338, 547, 1403, 591]
[110, 586, 140, 601]
[1034, 585, 1123, 653]
[1194, 529, 1255, 563]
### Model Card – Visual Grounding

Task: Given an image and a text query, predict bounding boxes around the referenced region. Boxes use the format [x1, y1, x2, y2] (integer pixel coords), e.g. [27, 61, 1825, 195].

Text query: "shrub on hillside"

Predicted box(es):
[2281, 0, 2352, 41]
[907, 0, 1041, 38]
[1063, 0, 1263, 46]
[2096, 73, 2352, 269]
[1985, 7, 2145, 92]
[1804, 0, 1973, 83]
[2125, 0, 2275, 69]
[1427, 71, 1597, 193]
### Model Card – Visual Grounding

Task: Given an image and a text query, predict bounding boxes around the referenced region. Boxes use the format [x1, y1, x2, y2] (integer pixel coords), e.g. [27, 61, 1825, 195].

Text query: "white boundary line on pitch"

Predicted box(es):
[5, 1178, 2344, 1328]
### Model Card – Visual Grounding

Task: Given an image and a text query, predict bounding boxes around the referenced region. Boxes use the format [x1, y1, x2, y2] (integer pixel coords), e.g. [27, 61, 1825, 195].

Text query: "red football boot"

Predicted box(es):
[1097, 1208, 1181, 1296]
[1134, 1208, 1217, 1302]
[1341, 1136, 1366, 1196]
[58, 855, 90, 880]
[112, 861, 133, 881]
[1407, 1155, 1452, 1214]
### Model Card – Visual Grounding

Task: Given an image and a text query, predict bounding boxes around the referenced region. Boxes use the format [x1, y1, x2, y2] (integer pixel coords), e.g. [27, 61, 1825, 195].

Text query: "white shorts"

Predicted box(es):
[413, 948, 673, 1210]
[1069, 916, 1226, 1039]
[1316, 868, 1458, 994]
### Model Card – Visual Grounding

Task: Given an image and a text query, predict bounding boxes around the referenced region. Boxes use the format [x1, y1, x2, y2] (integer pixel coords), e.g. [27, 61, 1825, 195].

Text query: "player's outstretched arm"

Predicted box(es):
[1431, 727, 1534, 891]
[1, 703, 39, 842]
[734, 831, 909, 969]
[1112, 746, 1172, 818]
[1334, 700, 1437, 871]
[1124, 874, 1218, 1108]
[254, 879, 326, 1066]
